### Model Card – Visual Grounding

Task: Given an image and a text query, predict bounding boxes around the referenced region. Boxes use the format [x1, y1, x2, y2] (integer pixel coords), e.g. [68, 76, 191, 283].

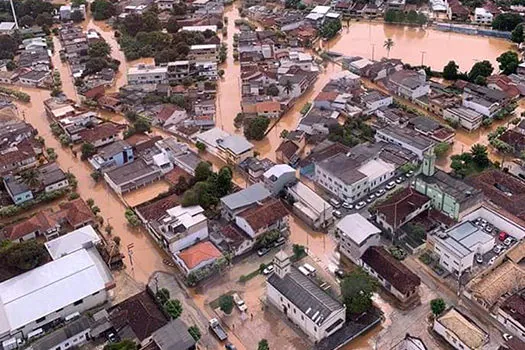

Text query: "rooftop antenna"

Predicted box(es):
[9, 0, 19, 29]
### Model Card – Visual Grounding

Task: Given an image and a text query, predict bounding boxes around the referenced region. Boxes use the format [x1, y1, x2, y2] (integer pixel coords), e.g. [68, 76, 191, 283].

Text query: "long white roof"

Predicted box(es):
[0, 249, 106, 334]
[336, 213, 381, 244]
[45, 225, 101, 260]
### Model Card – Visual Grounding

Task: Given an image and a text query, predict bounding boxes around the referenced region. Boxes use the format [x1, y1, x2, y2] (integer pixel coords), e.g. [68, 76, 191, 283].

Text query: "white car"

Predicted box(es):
[232, 293, 248, 312]
[395, 177, 404, 184]
[376, 189, 386, 197]
[504, 237, 513, 246]
[385, 181, 396, 190]
[488, 257, 497, 265]
[355, 201, 366, 210]
[503, 333, 513, 341]
[406, 170, 414, 177]
[263, 264, 274, 275]
[333, 210, 343, 218]
[493, 245, 504, 254]
[342, 201, 354, 210]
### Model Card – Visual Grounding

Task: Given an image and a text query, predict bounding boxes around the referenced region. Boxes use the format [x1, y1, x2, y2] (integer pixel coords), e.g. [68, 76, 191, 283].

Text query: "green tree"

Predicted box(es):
[497, 51, 520, 75]
[0, 240, 47, 271]
[89, 41, 111, 58]
[340, 269, 377, 314]
[292, 244, 306, 260]
[21, 169, 40, 188]
[267, 84, 280, 96]
[166, 16, 180, 33]
[283, 79, 294, 95]
[164, 299, 183, 319]
[406, 10, 418, 23]
[280, 129, 289, 139]
[81, 142, 96, 160]
[91, 0, 117, 20]
[219, 294, 234, 314]
[470, 144, 490, 168]
[512, 24, 524, 43]
[188, 326, 201, 341]
[384, 38, 394, 58]
[244, 116, 270, 140]
[258, 339, 270, 350]
[0, 35, 18, 60]
[443, 61, 459, 80]
[430, 298, 446, 316]
[132, 116, 151, 134]
[434, 142, 451, 158]
[320, 19, 342, 39]
[384, 9, 397, 23]
[194, 161, 213, 182]
[468, 60, 493, 82]
[492, 13, 523, 31]
[216, 166, 233, 197]
[174, 176, 190, 195]
[195, 141, 206, 152]
[104, 339, 138, 350]
[70, 10, 84, 22]
[125, 209, 141, 226]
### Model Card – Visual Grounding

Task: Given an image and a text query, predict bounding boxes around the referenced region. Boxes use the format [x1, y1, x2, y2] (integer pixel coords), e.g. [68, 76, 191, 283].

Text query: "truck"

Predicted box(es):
[209, 318, 228, 341]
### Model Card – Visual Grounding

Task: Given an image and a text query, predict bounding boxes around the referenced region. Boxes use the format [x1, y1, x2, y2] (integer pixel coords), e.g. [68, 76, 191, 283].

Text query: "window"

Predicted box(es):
[56, 308, 64, 313]
[301, 315, 304, 320]
[314, 327, 317, 332]
[73, 299, 83, 306]
[36, 316, 46, 324]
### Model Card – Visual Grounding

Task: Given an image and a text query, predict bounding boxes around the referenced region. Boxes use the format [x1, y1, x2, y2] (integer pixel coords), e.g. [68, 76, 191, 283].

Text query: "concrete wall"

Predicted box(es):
[462, 206, 525, 240]
[44, 179, 69, 193]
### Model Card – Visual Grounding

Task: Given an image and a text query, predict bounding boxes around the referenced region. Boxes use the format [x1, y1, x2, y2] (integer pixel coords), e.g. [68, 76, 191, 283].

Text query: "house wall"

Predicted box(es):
[366, 96, 393, 113]
[167, 223, 209, 253]
[432, 318, 478, 350]
[263, 171, 296, 195]
[338, 232, 380, 264]
[44, 179, 69, 193]
[413, 179, 460, 219]
[360, 260, 416, 302]
[92, 135, 116, 148]
[42, 327, 91, 350]
[266, 283, 345, 342]
[461, 206, 525, 240]
[10, 190, 34, 205]
[375, 131, 430, 160]
[173, 255, 217, 276]
[497, 308, 525, 341]
[315, 165, 370, 202]
[432, 238, 475, 275]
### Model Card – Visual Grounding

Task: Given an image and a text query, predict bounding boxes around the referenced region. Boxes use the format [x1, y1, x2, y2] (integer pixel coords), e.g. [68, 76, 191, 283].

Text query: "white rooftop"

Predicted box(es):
[45, 225, 101, 260]
[358, 159, 396, 181]
[128, 65, 168, 75]
[165, 205, 206, 229]
[311, 5, 331, 14]
[438, 221, 495, 258]
[351, 58, 373, 69]
[289, 182, 332, 215]
[0, 249, 108, 335]
[475, 7, 492, 16]
[263, 164, 296, 180]
[190, 44, 218, 50]
[336, 213, 381, 244]
[197, 127, 253, 155]
[182, 25, 217, 32]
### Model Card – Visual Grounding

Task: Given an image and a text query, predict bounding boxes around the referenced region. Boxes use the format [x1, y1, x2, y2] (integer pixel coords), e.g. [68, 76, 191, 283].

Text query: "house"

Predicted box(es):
[89, 140, 134, 171]
[18, 70, 49, 87]
[148, 205, 208, 254]
[104, 159, 163, 194]
[474, 7, 493, 24]
[77, 123, 120, 148]
[387, 70, 430, 101]
[1, 210, 60, 242]
[443, 107, 484, 131]
[266, 251, 346, 342]
[195, 128, 254, 164]
[44, 225, 101, 260]
[37, 162, 69, 193]
[188, 44, 219, 63]
[145, 319, 197, 350]
[0, 143, 38, 175]
[3, 175, 34, 205]
[276, 131, 305, 165]
[127, 64, 168, 85]
[391, 334, 428, 350]
[337, 213, 381, 264]
[210, 224, 255, 257]
[433, 308, 488, 350]
[361, 246, 421, 305]
[428, 221, 495, 275]
[0, 22, 16, 34]
[0, 249, 113, 341]
[220, 183, 271, 220]
[375, 187, 431, 235]
[375, 126, 435, 159]
[262, 164, 296, 195]
[361, 90, 393, 114]
[234, 199, 289, 238]
[498, 292, 525, 342]
[287, 181, 333, 229]
[174, 241, 223, 276]
[238, 157, 275, 184]
[58, 198, 97, 229]
[414, 152, 483, 220]
[27, 316, 93, 350]
[447, 0, 470, 21]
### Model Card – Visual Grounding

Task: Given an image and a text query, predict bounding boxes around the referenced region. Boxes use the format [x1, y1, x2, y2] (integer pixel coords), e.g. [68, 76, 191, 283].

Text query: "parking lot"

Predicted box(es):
[471, 216, 518, 267]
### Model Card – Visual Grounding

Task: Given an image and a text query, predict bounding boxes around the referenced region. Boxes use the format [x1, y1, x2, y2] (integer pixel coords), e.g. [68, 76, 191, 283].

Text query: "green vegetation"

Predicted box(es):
[497, 51, 520, 75]
[125, 209, 141, 227]
[188, 326, 201, 341]
[388, 246, 407, 260]
[430, 298, 446, 316]
[0, 86, 30, 102]
[450, 144, 491, 178]
[443, 61, 459, 80]
[292, 244, 307, 261]
[340, 269, 377, 315]
[468, 60, 493, 84]
[492, 13, 523, 31]
[104, 340, 138, 350]
[0, 0, 54, 30]
[320, 19, 342, 40]
[219, 294, 234, 314]
[91, 0, 117, 20]
[258, 339, 270, 350]
[434, 142, 451, 158]
[164, 299, 183, 319]
[328, 118, 375, 147]
[384, 10, 427, 25]
[300, 102, 312, 115]
[239, 268, 261, 283]
[512, 24, 524, 43]
[244, 116, 270, 140]
[81, 142, 96, 160]
[195, 141, 206, 152]
[181, 163, 233, 210]
[0, 240, 47, 272]
[255, 229, 280, 248]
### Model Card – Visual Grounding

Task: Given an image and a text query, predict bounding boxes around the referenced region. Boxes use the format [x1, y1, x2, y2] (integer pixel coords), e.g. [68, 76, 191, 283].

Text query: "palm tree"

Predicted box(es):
[283, 79, 293, 96]
[384, 38, 395, 58]
[470, 144, 489, 168]
[21, 169, 40, 188]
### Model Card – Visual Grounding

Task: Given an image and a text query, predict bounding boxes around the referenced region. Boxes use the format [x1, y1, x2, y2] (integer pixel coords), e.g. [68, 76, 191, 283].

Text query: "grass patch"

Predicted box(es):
[238, 269, 261, 283]
[209, 291, 235, 310]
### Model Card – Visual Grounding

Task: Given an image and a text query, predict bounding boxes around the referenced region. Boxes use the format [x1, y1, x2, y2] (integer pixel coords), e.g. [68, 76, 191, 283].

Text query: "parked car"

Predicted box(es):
[107, 333, 118, 343]
[334, 269, 345, 279]
[406, 170, 414, 177]
[493, 245, 504, 254]
[257, 247, 270, 257]
[263, 264, 274, 275]
[503, 333, 513, 342]
[329, 198, 341, 208]
[504, 237, 514, 246]
[274, 236, 286, 248]
[499, 231, 509, 241]
[232, 293, 247, 312]
[342, 201, 353, 210]
[395, 176, 404, 184]
[376, 189, 386, 197]
[488, 257, 497, 265]
[366, 194, 376, 203]
[485, 224, 494, 233]
[225, 343, 237, 350]
[333, 210, 343, 218]
[385, 181, 396, 190]
[476, 254, 483, 264]
[355, 201, 367, 210]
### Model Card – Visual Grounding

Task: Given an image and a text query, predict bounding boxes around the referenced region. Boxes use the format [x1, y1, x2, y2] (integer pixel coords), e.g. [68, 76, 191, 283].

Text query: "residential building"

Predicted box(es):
[27, 316, 93, 350]
[3, 175, 34, 205]
[443, 107, 484, 131]
[89, 140, 134, 171]
[220, 183, 271, 220]
[195, 128, 254, 164]
[145, 319, 197, 350]
[375, 126, 435, 160]
[336, 213, 381, 264]
[262, 164, 296, 195]
[211, 224, 255, 257]
[189, 44, 219, 63]
[0, 143, 38, 175]
[77, 123, 120, 148]
[361, 90, 393, 114]
[44, 225, 101, 260]
[267, 251, 346, 342]
[127, 64, 168, 85]
[391, 334, 428, 350]
[104, 159, 163, 194]
[433, 308, 488, 350]
[0, 22, 16, 34]
[174, 241, 223, 276]
[428, 221, 495, 275]
[361, 246, 421, 305]
[19, 70, 49, 87]
[234, 199, 289, 238]
[375, 188, 431, 234]
[413, 152, 483, 219]
[387, 70, 430, 100]
[0, 249, 113, 341]
[474, 7, 493, 24]
[287, 181, 333, 229]
[498, 293, 525, 341]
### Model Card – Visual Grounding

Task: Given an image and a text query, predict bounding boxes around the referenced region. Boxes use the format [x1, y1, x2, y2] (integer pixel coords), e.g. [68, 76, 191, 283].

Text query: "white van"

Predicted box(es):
[298, 266, 310, 276]
[302, 263, 316, 276]
[329, 198, 341, 208]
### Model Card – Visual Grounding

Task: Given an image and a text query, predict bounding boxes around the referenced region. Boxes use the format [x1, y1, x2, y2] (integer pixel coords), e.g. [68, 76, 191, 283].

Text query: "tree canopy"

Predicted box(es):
[244, 116, 270, 140]
[430, 298, 446, 316]
[492, 13, 523, 31]
[512, 24, 524, 43]
[340, 269, 377, 314]
[468, 60, 493, 83]
[219, 294, 234, 314]
[0, 240, 47, 271]
[497, 51, 520, 75]
[319, 19, 342, 39]
[91, 0, 117, 20]
[443, 61, 459, 80]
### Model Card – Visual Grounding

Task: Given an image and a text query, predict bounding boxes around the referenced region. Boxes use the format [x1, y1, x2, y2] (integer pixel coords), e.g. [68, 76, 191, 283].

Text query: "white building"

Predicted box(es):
[336, 213, 381, 264]
[375, 126, 435, 160]
[27, 316, 92, 350]
[266, 252, 346, 342]
[174, 241, 222, 276]
[443, 107, 483, 131]
[474, 8, 493, 24]
[433, 308, 488, 350]
[0, 249, 113, 342]
[44, 225, 101, 260]
[127, 64, 168, 85]
[189, 44, 219, 63]
[262, 164, 296, 195]
[195, 127, 254, 164]
[287, 181, 333, 230]
[429, 221, 495, 275]
[462, 95, 500, 118]
[181, 25, 217, 33]
[154, 205, 208, 254]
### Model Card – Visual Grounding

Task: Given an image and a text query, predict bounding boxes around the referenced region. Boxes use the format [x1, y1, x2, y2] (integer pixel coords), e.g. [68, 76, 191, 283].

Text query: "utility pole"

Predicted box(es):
[127, 243, 135, 273]
[371, 44, 375, 61]
[420, 51, 426, 66]
[9, 0, 18, 29]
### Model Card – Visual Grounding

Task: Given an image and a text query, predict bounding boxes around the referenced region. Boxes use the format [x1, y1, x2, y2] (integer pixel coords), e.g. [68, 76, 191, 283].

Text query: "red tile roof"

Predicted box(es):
[58, 198, 95, 228]
[375, 187, 430, 229]
[237, 199, 289, 232]
[3, 210, 58, 240]
[177, 241, 222, 270]
[361, 246, 421, 294]
[136, 193, 179, 222]
[77, 123, 120, 144]
[276, 140, 299, 160]
[315, 91, 338, 102]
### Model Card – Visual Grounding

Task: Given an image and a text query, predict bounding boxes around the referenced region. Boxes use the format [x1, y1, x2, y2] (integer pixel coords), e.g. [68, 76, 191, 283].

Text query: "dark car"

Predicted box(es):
[334, 269, 345, 279]
[225, 343, 237, 350]
[257, 247, 270, 257]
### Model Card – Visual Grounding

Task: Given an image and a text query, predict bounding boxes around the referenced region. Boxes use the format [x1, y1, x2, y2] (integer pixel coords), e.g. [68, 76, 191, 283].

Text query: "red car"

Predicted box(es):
[499, 231, 508, 241]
